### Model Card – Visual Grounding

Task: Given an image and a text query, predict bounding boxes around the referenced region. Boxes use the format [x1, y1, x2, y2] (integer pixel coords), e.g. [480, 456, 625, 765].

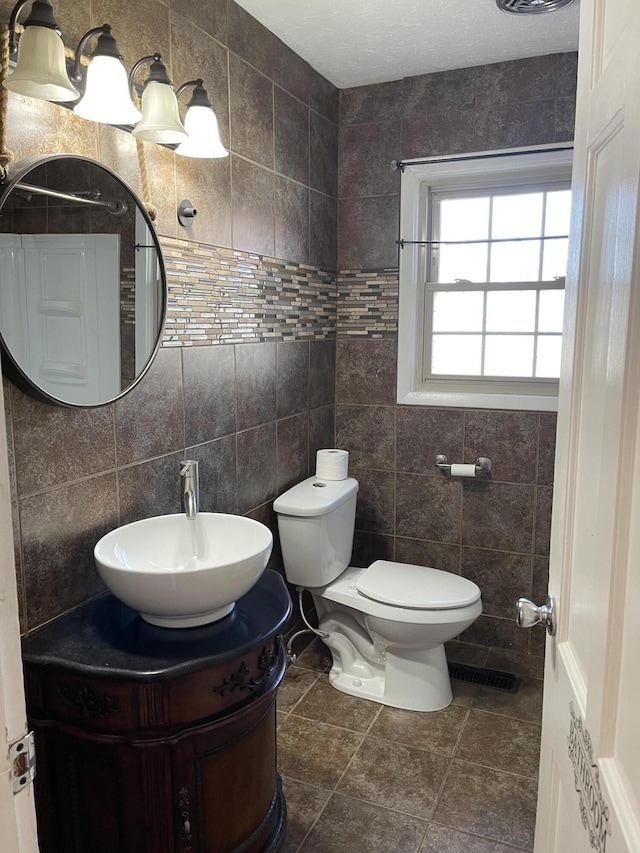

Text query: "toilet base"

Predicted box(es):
[327, 643, 453, 712]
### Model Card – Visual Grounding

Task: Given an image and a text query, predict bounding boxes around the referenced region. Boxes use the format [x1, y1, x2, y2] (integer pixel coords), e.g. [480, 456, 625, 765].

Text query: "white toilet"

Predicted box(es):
[273, 475, 482, 712]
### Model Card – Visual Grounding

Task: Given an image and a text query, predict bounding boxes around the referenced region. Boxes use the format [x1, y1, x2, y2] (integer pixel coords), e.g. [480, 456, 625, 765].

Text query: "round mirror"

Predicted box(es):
[0, 154, 167, 407]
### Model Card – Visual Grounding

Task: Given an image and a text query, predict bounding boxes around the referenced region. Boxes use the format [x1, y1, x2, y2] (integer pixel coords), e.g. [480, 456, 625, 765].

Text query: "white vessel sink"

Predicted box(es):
[94, 513, 273, 628]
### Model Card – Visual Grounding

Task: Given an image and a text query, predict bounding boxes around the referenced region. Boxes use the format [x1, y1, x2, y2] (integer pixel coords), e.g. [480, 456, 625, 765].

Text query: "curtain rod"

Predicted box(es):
[15, 182, 126, 213]
[391, 144, 574, 172]
[397, 234, 569, 249]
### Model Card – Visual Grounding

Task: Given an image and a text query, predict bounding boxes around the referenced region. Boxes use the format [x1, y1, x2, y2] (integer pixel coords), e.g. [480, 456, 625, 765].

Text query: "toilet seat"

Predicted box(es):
[356, 560, 480, 610]
[316, 566, 482, 625]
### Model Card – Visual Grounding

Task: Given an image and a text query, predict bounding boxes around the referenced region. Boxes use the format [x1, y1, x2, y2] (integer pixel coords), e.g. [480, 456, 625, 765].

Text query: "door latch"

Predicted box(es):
[9, 732, 35, 793]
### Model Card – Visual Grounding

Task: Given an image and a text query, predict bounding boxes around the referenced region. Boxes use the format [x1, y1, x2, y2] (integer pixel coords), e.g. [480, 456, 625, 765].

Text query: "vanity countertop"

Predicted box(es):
[22, 569, 292, 682]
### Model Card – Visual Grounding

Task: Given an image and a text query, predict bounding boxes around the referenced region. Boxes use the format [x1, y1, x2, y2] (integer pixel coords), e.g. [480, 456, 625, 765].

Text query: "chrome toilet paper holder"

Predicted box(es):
[435, 454, 492, 476]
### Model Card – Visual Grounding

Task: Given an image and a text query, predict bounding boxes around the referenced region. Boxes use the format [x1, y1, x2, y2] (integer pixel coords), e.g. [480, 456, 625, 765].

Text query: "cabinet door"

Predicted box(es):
[33, 726, 174, 853]
[173, 693, 283, 853]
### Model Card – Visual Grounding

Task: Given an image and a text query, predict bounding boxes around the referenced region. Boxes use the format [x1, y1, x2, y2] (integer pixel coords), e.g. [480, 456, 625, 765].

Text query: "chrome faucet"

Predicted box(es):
[180, 460, 199, 520]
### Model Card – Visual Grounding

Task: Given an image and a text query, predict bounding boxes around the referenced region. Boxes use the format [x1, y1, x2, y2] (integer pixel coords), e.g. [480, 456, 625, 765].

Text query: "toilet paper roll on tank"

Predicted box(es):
[315, 448, 349, 480]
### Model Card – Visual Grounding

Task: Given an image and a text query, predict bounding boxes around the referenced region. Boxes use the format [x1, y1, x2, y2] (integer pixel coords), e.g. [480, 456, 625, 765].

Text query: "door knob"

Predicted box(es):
[515, 595, 556, 636]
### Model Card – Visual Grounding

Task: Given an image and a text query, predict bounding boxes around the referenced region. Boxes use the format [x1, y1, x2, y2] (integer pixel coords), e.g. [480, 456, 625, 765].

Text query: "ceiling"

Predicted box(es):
[234, 0, 580, 89]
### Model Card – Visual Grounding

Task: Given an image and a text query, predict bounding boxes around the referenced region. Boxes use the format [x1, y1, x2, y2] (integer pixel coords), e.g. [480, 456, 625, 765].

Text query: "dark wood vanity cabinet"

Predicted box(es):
[21, 571, 292, 853]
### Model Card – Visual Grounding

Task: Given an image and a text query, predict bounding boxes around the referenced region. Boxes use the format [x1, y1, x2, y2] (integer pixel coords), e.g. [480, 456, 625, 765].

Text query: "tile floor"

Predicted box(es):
[277, 638, 543, 853]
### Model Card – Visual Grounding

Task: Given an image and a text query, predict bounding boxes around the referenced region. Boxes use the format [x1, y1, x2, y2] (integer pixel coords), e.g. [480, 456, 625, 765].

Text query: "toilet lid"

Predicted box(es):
[355, 560, 481, 610]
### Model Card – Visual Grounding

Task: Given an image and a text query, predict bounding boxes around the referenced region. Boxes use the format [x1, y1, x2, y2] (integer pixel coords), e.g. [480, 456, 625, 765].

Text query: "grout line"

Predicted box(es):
[282, 671, 322, 716]
[429, 705, 472, 818]
[321, 703, 383, 794]
[451, 753, 541, 782]
[294, 790, 432, 853]
[426, 820, 533, 852]
[292, 789, 332, 853]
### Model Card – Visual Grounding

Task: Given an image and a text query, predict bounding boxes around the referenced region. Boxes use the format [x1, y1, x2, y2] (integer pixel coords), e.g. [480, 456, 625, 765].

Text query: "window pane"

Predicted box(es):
[486, 290, 536, 332]
[437, 243, 488, 283]
[484, 335, 534, 376]
[439, 197, 489, 241]
[536, 335, 563, 377]
[490, 239, 541, 281]
[433, 291, 484, 332]
[542, 236, 568, 280]
[545, 190, 572, 236]
[538, 289, 565, 333]
[492, 193, 543, 239]
[432, 335, 482, 375]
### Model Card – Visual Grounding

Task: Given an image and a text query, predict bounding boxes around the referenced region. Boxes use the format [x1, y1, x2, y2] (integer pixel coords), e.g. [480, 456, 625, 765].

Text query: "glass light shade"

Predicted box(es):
[132, 81, 187, 144]
[74, 55, 142, 125]
[2, 24, 79, 102]
[175, 105, 228, 159]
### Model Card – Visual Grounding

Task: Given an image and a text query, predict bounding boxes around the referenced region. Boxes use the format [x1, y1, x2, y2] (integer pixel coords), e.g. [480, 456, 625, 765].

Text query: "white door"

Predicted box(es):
[21, 234, 121, 405]
[0, 377, 39, 852]
[0, 234, 121, 405]
[532, 0, 640, 850]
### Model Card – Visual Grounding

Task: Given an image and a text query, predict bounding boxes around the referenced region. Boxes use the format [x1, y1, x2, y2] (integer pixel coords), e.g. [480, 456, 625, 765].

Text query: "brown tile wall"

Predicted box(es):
[335, 53, 577, 667]
[338, 52, 577, 270]
[6, 336, 335, 633]
[1, 0, 338, 632]
[1, 0, 338, 269]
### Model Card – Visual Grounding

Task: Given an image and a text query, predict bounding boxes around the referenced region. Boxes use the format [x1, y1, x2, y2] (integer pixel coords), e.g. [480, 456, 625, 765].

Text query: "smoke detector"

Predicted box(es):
[496, 0, 576, 12]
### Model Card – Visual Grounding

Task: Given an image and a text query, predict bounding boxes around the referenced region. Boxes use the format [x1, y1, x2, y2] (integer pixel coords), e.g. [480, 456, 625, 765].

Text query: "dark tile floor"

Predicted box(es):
[277, 638, 543, 853]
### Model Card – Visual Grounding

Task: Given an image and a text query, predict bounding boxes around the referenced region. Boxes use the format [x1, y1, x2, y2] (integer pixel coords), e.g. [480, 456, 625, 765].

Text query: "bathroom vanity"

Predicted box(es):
[21, 570, 291, 853]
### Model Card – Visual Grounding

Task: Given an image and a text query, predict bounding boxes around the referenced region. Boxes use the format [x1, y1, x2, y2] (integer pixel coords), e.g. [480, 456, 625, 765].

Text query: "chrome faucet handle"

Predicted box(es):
[180, 460, 199, 520]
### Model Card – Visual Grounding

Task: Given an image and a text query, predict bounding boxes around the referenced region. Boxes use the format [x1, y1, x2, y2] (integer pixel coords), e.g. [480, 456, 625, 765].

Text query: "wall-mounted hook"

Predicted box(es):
[178, 198, 198, 228]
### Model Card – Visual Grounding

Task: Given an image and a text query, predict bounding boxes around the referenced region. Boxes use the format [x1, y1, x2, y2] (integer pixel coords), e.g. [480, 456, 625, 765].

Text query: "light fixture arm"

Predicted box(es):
[128, 52, 171, 95]
[175, 78, 212, 109]
[175, 79, 201, 99]
[70, 24, 118, 83]
[8, 0, 60, 54]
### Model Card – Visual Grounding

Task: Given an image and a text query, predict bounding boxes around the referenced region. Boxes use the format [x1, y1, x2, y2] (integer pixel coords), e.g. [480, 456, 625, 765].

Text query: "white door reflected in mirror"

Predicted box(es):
[0, 154, 167, 407]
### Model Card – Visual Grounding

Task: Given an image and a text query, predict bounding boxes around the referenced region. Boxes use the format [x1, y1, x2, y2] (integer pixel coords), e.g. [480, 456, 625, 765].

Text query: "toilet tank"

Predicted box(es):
[273, 476, 358, 587]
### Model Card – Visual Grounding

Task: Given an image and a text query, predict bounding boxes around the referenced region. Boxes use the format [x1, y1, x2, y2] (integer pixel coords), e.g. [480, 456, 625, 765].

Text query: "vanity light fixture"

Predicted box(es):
[71, 24, 141, 125]
[174, 79, 228, 159]
[129, 53, 187, 144]
[2, 0, 79, 102]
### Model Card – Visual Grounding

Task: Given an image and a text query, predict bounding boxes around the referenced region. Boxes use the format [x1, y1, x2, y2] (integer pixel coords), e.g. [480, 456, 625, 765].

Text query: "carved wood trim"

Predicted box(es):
[212, 636, 282, 697]
[56, 683, 120, 719]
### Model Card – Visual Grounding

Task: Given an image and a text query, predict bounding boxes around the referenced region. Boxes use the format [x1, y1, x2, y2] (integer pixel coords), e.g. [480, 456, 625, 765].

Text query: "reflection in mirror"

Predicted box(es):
[0, 154, 167, 407]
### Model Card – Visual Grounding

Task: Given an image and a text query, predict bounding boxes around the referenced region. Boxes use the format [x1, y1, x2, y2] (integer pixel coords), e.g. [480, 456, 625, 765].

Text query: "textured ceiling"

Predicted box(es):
[234, 0, 580, 89]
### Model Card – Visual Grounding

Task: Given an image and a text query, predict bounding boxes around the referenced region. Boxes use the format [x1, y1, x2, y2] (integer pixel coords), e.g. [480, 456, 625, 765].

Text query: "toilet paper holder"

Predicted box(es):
[435, 454, 492, 476]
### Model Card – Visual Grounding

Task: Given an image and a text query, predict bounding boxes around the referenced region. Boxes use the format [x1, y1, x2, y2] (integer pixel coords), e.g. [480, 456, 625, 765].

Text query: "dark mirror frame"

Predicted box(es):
[0, 153, 167, 408]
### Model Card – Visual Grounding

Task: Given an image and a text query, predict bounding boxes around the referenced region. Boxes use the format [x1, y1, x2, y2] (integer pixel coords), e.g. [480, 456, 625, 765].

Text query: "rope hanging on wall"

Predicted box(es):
[0, 23, 16, 182]
[131, 88, 158, 223]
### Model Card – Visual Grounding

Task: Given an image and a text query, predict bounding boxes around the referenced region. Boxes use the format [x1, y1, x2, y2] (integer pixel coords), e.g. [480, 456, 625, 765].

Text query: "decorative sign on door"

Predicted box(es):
[568, 702, 611, 852]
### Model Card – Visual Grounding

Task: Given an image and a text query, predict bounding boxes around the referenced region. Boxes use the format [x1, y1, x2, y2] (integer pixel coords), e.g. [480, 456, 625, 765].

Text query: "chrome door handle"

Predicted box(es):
[515, 595, 556, 636]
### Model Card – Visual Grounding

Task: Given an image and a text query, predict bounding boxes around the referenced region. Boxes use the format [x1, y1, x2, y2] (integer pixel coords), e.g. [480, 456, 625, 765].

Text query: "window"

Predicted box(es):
[397, 145, 573, 411]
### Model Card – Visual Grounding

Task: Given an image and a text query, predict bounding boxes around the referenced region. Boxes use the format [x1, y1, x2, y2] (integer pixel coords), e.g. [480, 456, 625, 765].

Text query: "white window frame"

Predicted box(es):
[397, 144, 574, 412]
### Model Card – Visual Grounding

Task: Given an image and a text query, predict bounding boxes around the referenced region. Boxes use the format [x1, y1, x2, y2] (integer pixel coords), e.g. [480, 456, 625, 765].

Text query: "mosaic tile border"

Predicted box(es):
[336, 268, 399, 338]
[160, 237, 337, 346]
